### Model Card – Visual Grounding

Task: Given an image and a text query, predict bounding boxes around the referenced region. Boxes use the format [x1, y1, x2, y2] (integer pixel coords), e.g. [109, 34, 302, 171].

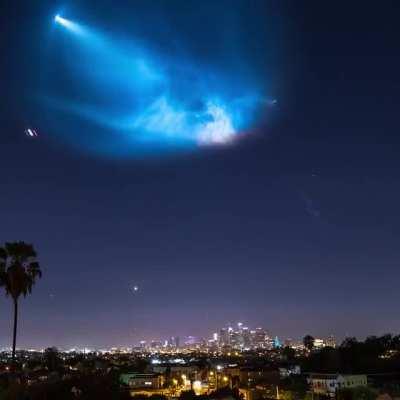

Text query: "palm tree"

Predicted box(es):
[0, 247, 6, 286]
[0, 242, 42, 361]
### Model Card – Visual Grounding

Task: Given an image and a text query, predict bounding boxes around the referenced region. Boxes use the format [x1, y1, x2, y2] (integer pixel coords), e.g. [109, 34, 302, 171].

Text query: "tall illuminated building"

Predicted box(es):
[326, 335, 336, 348]
[242, 326, 251, 348]
[168, 336, 180, 348]
[274, 336, 281, 348]
[254, 327, 267, 349]
[219, 328, 230, 347]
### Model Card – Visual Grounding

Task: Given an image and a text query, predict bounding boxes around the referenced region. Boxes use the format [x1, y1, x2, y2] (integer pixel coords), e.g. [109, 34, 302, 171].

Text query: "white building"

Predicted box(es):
[308, 374, 367, 397]
[313, 338, 325, 349]
[120, 373, 164, 389]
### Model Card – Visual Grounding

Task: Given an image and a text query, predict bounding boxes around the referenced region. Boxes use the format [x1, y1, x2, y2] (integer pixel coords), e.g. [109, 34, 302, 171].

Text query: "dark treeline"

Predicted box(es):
[301, 334, 400, 373]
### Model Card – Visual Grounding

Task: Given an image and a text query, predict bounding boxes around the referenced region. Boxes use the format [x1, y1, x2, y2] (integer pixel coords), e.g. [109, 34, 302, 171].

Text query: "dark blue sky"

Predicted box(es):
[1, 1, 400, 348]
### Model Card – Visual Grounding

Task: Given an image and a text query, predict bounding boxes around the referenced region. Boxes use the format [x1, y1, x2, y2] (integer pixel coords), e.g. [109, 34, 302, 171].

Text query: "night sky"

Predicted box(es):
[1, 1, 400, 349]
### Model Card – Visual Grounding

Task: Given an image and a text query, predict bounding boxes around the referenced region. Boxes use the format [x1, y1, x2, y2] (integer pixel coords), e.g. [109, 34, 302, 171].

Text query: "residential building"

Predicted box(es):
[308, 374, 367, 397]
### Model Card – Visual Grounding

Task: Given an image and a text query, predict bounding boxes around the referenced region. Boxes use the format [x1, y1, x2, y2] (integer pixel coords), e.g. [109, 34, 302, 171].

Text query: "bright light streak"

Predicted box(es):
[25, 128, 38, 137]
[54, 15, 85, 35]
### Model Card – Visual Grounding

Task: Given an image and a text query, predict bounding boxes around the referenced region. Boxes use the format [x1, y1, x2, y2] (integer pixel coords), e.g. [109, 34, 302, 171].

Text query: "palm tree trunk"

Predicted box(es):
[12, 298, 18, 361]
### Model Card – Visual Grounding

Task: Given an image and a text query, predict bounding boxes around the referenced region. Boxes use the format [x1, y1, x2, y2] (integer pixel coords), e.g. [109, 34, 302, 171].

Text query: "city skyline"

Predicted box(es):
[0, 316, 360, 351]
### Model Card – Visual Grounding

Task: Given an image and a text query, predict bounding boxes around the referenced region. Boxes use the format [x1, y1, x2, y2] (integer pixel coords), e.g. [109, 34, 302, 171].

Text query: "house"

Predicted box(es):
[308, 374, 367, 397]
[120, 373, 164, 389]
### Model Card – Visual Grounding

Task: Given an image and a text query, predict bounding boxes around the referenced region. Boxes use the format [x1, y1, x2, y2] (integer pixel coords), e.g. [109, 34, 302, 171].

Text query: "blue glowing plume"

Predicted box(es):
[46, 15, 269, 156]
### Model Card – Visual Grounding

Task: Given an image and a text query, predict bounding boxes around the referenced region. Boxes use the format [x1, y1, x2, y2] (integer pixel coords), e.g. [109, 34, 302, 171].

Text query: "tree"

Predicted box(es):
[44, 347, 61, 372]
[282, 346, 296, 361]
[303, 335, 315, 352]
[179, 390, 197, 400]
[0, 242, 42, 361]
[337, 387, 377, 400]
[280, 376, 309, 399]
[340, 337, 358, 348]
[280, 390, 294, 400]
[0, 247, 6, 290]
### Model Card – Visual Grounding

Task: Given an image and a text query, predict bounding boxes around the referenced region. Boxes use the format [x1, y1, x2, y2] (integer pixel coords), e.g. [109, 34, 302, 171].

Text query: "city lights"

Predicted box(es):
[130, 323, 336, 354]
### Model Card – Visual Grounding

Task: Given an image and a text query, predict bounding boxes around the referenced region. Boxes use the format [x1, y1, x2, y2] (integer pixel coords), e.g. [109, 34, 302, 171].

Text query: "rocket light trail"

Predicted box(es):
[54, 15, 86, 35]
[48, 14, 270, 157]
